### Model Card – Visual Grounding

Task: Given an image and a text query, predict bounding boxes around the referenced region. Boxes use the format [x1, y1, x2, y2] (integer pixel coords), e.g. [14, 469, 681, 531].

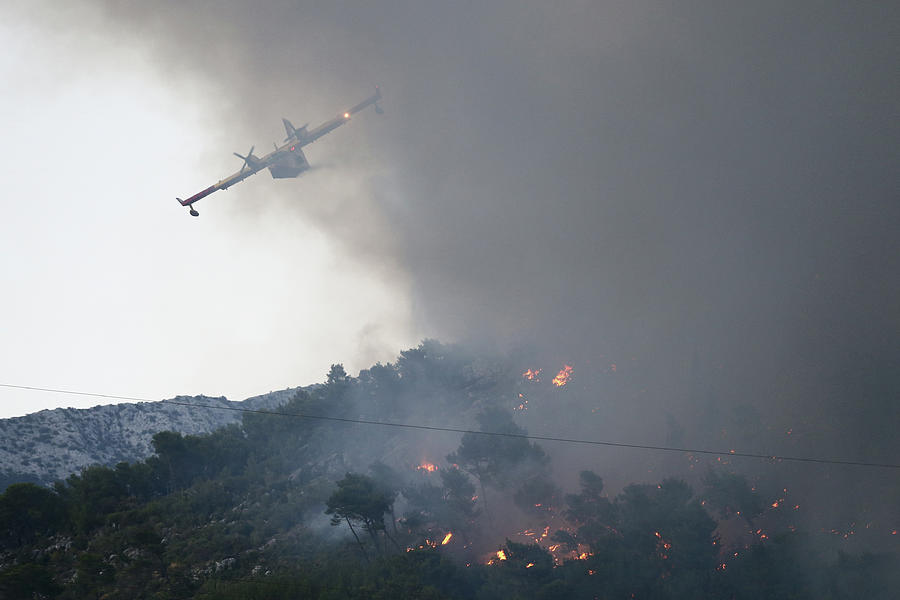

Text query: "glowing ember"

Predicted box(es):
[654, 531, 673, 560]
[525, 562, 534, 569]
[442, 532, 453, 545]
[552, 365, 574, 387]
[522, 368, 541, 381]
[417, 462, 438, 472]
[496, 549, 507, 561]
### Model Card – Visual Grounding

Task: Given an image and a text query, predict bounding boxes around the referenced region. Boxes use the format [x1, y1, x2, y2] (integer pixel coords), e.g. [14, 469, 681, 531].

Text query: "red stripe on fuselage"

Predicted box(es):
[179, 186, 216, 206]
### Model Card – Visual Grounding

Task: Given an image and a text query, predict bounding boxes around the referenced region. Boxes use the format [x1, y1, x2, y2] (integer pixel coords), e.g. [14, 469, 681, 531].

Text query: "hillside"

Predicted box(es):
[0, 342, 895, 599]
[0, 389, 300, 490]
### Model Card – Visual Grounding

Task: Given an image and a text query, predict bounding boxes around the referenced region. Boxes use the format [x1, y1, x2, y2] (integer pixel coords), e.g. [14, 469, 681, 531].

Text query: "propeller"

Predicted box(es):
[233, 146, 256, 171]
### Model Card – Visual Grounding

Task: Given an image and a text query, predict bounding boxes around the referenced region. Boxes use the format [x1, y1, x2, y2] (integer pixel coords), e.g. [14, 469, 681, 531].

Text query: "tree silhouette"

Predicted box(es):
[0, 483, 66, 546]
[326, 473, 396, 561]
[447, 407, 548, 523]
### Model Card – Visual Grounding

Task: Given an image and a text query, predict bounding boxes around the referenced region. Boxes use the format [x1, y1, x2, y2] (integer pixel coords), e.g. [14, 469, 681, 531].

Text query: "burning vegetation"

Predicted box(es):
[551, 364, 574, 387]
[522, 368, 541, 382]
[1, 341, 896, 598]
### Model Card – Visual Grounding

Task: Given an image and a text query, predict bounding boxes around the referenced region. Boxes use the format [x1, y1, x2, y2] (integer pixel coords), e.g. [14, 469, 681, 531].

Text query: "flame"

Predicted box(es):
[552, 365, 574, 387]
[417, 462, 438, 472]
[522, 368, 541, 381]
[442, 532, 453, 545]
[496, 549, 507, 561]
[525, 562, 534, 569]
[654, 531, 672, 559]
[408, 538, 440, 552]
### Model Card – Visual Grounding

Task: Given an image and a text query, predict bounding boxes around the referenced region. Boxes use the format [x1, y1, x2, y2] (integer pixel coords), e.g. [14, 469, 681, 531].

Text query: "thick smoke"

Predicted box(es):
[72, 0, 898, 547]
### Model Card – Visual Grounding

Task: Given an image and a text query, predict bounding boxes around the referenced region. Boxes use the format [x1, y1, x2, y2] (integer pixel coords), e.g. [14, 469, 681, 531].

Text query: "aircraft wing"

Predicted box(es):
[301, 86, 382, 146]
[176, 159, 269, 213]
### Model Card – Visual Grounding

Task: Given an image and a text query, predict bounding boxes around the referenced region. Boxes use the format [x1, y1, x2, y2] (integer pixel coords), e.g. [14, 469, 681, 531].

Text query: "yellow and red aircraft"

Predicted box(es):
[177, 87, 382, 216]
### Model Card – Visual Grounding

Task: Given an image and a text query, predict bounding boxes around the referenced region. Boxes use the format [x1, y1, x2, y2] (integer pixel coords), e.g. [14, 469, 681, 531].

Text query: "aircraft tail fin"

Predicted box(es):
[283, 118, 308, 142]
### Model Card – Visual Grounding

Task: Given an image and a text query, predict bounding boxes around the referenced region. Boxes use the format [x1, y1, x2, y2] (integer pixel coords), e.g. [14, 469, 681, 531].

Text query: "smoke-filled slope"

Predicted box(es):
[0, 341, 895, 599]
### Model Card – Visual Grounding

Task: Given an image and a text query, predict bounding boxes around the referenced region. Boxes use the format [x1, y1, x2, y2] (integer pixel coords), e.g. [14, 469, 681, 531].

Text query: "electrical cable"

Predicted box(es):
[1, 382, 898, 470]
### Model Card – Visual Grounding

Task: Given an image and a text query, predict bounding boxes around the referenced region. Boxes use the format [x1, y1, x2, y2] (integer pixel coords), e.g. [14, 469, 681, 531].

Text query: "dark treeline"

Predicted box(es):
[0, 341, 895, 599]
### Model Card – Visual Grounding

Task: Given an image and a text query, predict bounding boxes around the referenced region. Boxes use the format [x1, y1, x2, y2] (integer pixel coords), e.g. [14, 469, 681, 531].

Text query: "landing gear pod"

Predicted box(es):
[189, 208, 199, 217]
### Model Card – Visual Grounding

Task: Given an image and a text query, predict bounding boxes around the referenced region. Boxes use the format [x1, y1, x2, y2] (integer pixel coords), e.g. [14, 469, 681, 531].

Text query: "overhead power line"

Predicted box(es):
[2, 382, 898, 470]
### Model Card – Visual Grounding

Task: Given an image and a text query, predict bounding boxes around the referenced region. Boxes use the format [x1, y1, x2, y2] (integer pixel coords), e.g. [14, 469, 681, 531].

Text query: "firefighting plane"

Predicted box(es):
[176, 87, 383, 216]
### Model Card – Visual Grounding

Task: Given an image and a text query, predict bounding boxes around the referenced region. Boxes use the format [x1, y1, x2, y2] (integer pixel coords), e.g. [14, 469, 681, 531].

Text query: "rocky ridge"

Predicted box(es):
[0, 388, 300, 489]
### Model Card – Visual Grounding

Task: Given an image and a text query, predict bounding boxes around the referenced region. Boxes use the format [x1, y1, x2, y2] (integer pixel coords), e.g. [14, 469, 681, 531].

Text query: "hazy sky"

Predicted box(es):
[1, 1, 897, 427]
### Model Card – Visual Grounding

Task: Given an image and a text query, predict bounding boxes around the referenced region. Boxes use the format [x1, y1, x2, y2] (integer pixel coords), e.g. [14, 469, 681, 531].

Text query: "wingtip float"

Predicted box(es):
[176, 86, 382, 217]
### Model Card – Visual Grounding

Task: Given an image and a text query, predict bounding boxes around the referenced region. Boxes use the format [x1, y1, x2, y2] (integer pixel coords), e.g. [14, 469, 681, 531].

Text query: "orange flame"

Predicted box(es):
[552, 365, 574, 387]
[525, 562, 534, 569]
[496, 549, 507, 561]
[417, 462, 438, 472]
[522, 368, 541, 381]
[442, 532, 453, 545]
